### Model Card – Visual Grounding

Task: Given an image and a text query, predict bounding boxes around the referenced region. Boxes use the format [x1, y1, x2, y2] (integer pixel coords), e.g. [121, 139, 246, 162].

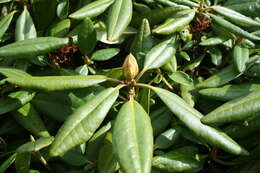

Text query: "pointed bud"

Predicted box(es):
[122, 54, 139, 81]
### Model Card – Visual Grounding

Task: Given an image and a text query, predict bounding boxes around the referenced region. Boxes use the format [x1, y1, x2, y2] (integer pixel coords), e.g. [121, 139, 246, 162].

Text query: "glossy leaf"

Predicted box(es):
[0, 91, 35, 115]
[69, 0, 114, 20]
[170, 0, 199, 7]
[6, 75, 108, 92]
[153, 10, 195, 35]
[180, 84, 195, 107]
[57, 0, 69, 19]
[107, 0, 132, 41]
[15, 6, 37, 41]
[201, 90, 260, 124]
[224, 113, 260, 139]
[0, 11, 15, 40]
[200, 36, 229, 46]
[225, 1, 260, 17]
[199, 84, 260, 101]
[143, 36, 178, 71]
[132, 7, 183, 26]
[78, 18, 96, 55]
[0, 67, 31, 77]
[86, 122, 112, 162]
[209, 14, 260, 40]
[153, 146, 203, 172]
[168, 71, 193, 86]
[0, 153, 16, 173]
[233, 45, 249, 72]
[130, 18, 153, 63]
[113, 100, 153, 173]
[162, 55, 177, 72]
[207, 47, 222, 66]
[155, 128, 181, 149]
[196, 65, 240, 88]
[150, 107, 172, 136]
[212, 5, 260, 27]
[48, 19, 71, 37]
[50, 88, 119, 157]
[16, 136, 54, 153]
[152, 87, 248, 155]
[91, 48, 120, 61]
[12, 103, 50, 137]
[0, 37, 69, 59]
[15, 152, 31, 173]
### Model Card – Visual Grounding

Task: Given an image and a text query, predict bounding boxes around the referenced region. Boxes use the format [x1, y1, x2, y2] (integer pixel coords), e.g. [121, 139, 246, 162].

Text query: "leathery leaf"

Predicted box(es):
[201, 90, 260, 124]
[69, 0, 114, 20]
[143, 35, 178, 71]
[6, 75, 108, 92]
[152, 87, 248, 155]
[113, 100, 153, 173]
[107, 0, 132, 41]
[50, 88, 119, 157]
[0, 37, 69, 59]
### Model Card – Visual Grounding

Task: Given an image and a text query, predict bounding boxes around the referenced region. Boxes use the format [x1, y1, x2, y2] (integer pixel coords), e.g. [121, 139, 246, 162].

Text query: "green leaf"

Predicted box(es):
[212, 5, 260, 27]
[0, 11, 15, 40]
[15, 152, 31, 173]
[168, 71, 193, 86]
[207, 47, 222, 66]
[86, 122, 112, 162]
[57, 0, 69, 19]
[170, 0, 199, 7]
[50, 88, 119, 157]
[153, 9, 195, 35]
[75, 65, 89, 75]
[0, 91, 35, 115]
[143, 36, 178, 71]
[200, 36, 229, 46]
[98, 133, 118, 173]
[60, 147, 88, 166]
[16, 136, 54, 153]
[6, 75, 108, 92]
[152, 87, 248, 155]
[162, 55, 177, 72]
[225, 1, 260, 17]
[196, 65, 240, 88]
[48, 19, 71, 37]
[0, 153, 16, 173]
[78, 18, 96, 55]
[224, 113, 260, 139]
[152, 146, 203, 172]
[69, 0, 114, 20]
[137, 88, 150, 114]
[130, 18, 153, 61]
[155, 128, 181, 149]
[107, 0, 132, 41]
[0, 67, 31, 77]
[233, 45, 249, 73]
[0, 37, 69, 59]
[91, 48, 120, 61]
[113, 100, 153, 173]
[209, 13, 260, 40]
[12, 103, 50, 137]
[32, 92, 73, 122]
[180, 84, 195, 107]
[131, 7, 183, 26]
[15, 6, 37, 41]
[150, 107, 172, 136]
[198, 84, 260, 101]
[201, 90, 260, 124]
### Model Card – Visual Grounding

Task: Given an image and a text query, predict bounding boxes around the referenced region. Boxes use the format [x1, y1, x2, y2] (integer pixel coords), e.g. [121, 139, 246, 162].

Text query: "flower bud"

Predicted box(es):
[122, 54, 139, 81]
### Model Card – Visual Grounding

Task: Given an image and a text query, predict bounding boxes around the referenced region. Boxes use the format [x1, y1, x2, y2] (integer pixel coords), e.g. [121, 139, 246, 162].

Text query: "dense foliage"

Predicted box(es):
[0, 0, 260, 172]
